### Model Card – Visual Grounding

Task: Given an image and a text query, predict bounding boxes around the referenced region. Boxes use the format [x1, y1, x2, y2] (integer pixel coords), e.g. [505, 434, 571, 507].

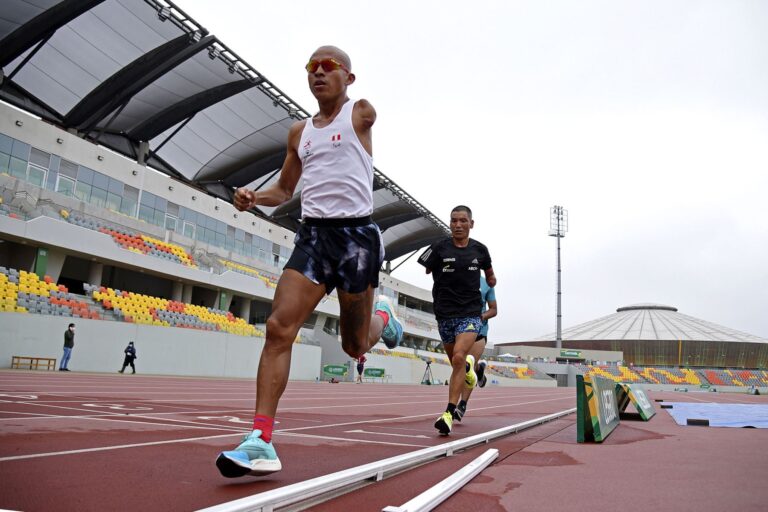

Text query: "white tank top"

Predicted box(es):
[298, 99, 374, 219]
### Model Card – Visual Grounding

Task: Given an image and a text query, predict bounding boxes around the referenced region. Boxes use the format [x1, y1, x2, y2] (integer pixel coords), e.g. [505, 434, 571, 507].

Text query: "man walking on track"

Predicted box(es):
[119, 341, 137, 374]
[418, 206, 496, 435]
[453, 276, 497, 422]
[216, 45, 403, 478]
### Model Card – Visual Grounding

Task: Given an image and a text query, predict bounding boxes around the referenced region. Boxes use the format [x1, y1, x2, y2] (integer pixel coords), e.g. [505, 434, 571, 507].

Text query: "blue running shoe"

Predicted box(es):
[375, 296, 403, 349]
[216, 430, 282, 478]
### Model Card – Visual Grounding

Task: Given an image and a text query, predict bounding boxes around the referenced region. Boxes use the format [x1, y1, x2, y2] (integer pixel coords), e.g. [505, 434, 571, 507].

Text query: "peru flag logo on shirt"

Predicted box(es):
[331, 133, 341, 147]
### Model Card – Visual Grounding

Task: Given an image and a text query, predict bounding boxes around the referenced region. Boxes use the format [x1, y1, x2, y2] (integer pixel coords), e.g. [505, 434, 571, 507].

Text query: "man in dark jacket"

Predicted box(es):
[59, 323, 75, 371]
[119, 341, 137, 374]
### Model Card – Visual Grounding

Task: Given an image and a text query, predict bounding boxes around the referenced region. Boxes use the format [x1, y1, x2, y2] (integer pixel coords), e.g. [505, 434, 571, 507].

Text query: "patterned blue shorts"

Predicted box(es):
[438, 316, 482, 344]
[285, 220, 384, 294]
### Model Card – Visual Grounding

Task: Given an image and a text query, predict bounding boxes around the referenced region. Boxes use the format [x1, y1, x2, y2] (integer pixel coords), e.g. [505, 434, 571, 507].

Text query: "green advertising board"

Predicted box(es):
[560, 349, 582, 358]
[577, 374, 620, 443]
[363, 368, 385, 378]
[615, 383, 656, 421]
[322, 364, 348, 377]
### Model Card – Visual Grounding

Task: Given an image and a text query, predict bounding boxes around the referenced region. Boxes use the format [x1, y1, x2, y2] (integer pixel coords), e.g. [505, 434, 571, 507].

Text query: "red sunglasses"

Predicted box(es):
[305, 58, 349, 73]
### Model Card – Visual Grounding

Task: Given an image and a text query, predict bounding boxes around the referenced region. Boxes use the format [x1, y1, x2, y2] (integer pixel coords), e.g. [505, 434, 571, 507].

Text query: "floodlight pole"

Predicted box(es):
[549, 206, 568, 349]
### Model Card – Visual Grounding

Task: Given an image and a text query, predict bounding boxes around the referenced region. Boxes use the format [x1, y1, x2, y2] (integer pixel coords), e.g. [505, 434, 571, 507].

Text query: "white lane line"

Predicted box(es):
[275, 395, 575, 433]
[0, 395, 574, 427]
[278, 431, 427, 448]
[0, 401, 253, 432]
[345, 429, 429, 439]
[0, 405, 575, 464]
[0, 396, 574, 462]
[0, 433, 242, 462]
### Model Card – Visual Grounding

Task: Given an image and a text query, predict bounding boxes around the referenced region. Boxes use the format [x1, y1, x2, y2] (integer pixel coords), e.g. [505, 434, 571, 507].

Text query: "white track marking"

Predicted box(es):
[275, 395, 575, 433]
[344, 429, 429, 439]
[0, 433, 242, 462]
[277, 431, 427, 448]
[0, 395, 573, 429]
[81, 403, 153, 411]
[0, 395, 574, 462]
[0, 402, 253, 432]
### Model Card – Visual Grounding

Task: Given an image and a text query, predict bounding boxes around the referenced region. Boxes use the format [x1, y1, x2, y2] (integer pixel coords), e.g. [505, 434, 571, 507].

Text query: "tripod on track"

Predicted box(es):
[421, 361, 434, 385]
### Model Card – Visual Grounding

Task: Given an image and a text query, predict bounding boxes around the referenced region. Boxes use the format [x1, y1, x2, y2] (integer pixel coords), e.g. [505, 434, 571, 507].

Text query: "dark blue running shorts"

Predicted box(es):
[437, 316, 482, 344]
[285, 216, 384, 294]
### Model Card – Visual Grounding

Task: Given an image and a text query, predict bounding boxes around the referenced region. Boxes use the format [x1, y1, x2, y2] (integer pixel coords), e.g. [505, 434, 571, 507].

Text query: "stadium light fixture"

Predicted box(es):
[549, 205, 568, 349]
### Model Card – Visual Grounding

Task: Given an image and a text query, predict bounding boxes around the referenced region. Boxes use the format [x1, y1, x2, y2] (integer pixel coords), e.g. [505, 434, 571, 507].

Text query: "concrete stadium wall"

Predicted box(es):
[0, 313, 321, 380]
[0, 312, 556, 387]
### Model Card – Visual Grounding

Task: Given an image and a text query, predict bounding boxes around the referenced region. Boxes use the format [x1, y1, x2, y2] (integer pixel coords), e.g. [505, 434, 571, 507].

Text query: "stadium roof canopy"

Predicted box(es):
[0, 0, 448, 261]
[529, 304, 768, 344]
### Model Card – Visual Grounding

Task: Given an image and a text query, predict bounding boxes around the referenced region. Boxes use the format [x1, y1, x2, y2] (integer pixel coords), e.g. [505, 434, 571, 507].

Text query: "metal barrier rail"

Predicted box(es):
[382, 448, 499, 512]
[198, 407, 576, 512]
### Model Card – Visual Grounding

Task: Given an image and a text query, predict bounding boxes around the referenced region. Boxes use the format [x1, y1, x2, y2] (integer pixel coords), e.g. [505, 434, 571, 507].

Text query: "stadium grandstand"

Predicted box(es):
[1, 2, 764, 393]
[0, 0, 460, 378]
[0, 0, 522, 384]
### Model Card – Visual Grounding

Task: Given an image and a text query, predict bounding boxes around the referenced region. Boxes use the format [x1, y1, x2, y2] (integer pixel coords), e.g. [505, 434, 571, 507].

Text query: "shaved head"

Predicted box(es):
[311, 45, 352, 70]
[452, 205, 473, 219]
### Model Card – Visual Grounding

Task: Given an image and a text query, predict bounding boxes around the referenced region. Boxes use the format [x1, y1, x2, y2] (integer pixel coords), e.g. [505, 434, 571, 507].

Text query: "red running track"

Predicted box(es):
[0, 370, 575, 511]
[3, 371, 768, 511]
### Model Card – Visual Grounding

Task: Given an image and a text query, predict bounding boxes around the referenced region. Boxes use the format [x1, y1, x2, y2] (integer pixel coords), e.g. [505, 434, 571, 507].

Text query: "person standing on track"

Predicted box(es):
[119, 341, 137, 374]
[453, 276, 497, 422]
[216, 45, 403, 478]
[59, 323, 75, 371]
[356, 354, 367, 383]
[418, 205, 496, 435]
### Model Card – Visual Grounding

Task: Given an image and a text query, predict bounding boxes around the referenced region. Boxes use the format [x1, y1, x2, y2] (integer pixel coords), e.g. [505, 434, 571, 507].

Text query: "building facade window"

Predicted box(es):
[1, 130, 295, 270]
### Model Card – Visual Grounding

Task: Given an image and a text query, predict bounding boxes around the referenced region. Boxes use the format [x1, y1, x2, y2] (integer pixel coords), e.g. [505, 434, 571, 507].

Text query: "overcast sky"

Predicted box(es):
[179, 0, 768, 343]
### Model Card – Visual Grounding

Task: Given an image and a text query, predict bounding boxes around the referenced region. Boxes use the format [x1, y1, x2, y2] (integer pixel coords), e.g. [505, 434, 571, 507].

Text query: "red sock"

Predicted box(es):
[375, 310, 389, 325]
[253, 414, 274, 443]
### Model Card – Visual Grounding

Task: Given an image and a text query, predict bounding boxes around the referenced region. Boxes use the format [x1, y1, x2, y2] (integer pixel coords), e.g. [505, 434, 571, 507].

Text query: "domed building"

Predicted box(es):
[501, 304, 768, 368]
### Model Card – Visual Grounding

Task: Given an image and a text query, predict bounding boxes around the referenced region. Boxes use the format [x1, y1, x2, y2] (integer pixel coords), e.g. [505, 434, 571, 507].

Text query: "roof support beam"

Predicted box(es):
[63, 33, 215, 132]
[214, 151, 287, 186]
[129, 79, 257, 141]
[0, 0, 106, 68]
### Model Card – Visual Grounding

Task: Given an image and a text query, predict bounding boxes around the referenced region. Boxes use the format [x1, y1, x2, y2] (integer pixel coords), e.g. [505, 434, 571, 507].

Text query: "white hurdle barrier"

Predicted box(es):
[382, 448, 499, 512]
[198, 407, 575, 512]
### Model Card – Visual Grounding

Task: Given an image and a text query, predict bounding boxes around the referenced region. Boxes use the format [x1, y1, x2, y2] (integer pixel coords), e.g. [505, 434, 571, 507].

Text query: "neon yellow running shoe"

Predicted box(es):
[465, 355, 477, 388]
[434, 411, 453, 435]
